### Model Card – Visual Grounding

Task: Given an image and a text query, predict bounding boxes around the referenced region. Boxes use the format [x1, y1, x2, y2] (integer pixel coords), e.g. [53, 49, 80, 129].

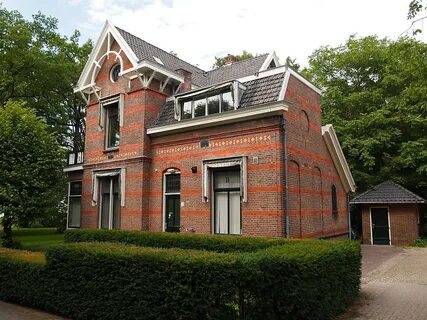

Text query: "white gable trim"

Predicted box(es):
[322, 124, 356, 193]
[260, 51, 280, 71]
[74, 20, 138, 93]
[287, 68, 322, 95]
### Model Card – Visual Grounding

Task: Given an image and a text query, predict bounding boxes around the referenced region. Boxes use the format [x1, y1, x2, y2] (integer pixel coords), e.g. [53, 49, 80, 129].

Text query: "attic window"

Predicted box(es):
[180, 90, 233, 120]
[268, 60, 276, 69]
[110, 65, 121, 82]
[153, 56, 164, 65]
[177, 81, 246, 121]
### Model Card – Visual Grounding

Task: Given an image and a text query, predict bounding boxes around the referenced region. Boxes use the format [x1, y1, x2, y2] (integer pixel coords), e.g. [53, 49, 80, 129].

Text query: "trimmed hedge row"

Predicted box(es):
[0, 235, 360, 320]
[64, 228, 289, 252]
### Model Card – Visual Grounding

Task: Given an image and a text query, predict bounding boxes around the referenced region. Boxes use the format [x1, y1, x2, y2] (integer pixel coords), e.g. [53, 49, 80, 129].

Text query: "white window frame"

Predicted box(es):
[162, 169, 181, 232]
[99, 94, 125, 150]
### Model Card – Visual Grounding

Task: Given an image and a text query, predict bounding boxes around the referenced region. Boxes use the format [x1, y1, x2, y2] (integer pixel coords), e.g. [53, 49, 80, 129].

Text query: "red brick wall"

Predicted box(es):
[361, 204, 420, 245]
[285, 75, 349, 238]
[75, 44, 350, 239]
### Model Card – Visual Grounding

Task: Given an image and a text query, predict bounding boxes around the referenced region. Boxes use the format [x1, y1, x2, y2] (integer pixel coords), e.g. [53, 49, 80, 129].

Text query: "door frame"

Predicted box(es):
[212, 168, 242, 235]
[162, 170, 181, 232]
[369, 206, 391, 245]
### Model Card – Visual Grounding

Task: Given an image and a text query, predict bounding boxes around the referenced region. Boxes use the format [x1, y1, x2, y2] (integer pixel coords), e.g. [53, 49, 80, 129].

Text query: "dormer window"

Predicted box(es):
[177, 81, 245, 121]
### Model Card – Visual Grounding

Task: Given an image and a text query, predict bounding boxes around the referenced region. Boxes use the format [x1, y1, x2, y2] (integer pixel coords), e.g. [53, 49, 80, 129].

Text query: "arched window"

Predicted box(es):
[331, 184, 338, 216]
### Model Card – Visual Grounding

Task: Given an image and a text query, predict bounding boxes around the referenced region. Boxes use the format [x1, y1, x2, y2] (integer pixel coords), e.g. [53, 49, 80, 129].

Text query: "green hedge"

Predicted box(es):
[0, 234, 361, 320]
[64, 228, 288, 252]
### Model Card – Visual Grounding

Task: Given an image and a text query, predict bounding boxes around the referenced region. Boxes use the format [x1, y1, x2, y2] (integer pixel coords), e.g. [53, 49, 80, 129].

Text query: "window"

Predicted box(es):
[164, 171, 181, 232]
[68, 181, 82, 228]
[106, 103, 120, 149]
[99, 176, 120, 229]
[110, 64, 121, 82]
[180, 90, 234, 120]
[331, 184, 338, 216]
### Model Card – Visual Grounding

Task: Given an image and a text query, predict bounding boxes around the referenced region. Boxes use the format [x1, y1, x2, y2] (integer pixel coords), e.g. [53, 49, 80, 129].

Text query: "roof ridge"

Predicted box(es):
[115, 26, 207, 74]
[207, 53, 269, 74]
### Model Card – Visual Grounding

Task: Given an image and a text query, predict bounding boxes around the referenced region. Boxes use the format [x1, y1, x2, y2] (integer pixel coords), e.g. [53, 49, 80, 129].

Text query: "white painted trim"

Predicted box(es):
[237, 65, 288, 83]
[64, 165, 84, 172]
[288, 68, 323, 95]
[162, 171, 181, 232]
[278, 67, 290, 101]
[259, 51, 280, 71]
[369, 206, 391, 246]
[75, 20, 139, 92]
[322, 124, 356, 193]
[120, 60, 184, 84]
[147, 102, 288, 136]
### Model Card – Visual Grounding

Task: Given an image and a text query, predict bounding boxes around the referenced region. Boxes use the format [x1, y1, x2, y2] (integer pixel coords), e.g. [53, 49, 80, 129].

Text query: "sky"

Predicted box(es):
[2, 0, 424, 70]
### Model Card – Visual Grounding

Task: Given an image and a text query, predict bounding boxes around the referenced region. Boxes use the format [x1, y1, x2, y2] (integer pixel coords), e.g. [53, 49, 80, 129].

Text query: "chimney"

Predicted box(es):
[175, 69, 192, 92]
[224, 54, 238, 65]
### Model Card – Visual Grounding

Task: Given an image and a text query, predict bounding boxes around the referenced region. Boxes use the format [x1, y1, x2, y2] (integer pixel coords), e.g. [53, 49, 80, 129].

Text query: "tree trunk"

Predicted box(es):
[2, 215, 13, 248]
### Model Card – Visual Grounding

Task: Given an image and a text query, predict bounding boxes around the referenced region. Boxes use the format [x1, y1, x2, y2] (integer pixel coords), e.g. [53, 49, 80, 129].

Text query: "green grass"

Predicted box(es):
[11, 228, 64, 251]
[412, 237, 427, 247]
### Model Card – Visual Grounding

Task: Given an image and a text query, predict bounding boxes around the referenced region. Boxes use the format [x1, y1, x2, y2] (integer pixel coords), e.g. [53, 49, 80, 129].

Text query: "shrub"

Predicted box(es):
[64, 228, 289, 252]
[0, 236, 361, 320]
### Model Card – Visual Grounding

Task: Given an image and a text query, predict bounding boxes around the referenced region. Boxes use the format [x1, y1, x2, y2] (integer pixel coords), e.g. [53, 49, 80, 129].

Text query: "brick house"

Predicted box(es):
[350, 180, 426, 245]
[66, 20, 355, 238]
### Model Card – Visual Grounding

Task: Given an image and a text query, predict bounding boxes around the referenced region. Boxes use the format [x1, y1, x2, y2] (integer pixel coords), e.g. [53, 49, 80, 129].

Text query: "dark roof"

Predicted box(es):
[153, 72, 285, 127]
[350, 180, 426, 204]
[116, 27, 269, 87]
[206, 54, 269, 85]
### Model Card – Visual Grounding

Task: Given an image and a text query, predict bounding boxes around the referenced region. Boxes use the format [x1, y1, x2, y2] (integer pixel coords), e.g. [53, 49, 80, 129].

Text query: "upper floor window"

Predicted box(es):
[110, 64, 121, 82]
[106, 103, 120, 149]
[181, 90, 234, 120]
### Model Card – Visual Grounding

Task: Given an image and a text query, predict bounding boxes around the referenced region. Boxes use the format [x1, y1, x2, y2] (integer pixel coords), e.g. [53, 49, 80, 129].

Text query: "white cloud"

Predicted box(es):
[80, 0, 413, 70]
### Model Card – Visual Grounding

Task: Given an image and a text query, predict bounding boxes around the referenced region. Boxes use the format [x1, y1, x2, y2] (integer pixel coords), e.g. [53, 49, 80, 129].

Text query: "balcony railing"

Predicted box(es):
[67, 152, 84, 166]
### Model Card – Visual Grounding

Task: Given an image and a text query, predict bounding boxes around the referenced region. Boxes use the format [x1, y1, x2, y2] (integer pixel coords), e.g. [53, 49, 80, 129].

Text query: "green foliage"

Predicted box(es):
[412, 237, 427, 247]
[12, 228, 64, 252]
[0, 6, 92, 152]
[212, 51, 255, 68]
[0, 238, 360, 320]
[64, 228, 287, 252]
[304, 36, 427, 197]
[408, 0, 426, 19]
[0, 102, 66, 246]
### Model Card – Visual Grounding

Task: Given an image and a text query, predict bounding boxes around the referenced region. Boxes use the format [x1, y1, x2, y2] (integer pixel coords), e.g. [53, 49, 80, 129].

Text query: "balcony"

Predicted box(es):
[65, 152, 84, 172]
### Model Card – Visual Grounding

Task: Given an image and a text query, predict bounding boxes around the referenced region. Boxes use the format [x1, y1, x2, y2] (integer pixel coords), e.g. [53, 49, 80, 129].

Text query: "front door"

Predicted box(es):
[371, 208, 390, 245]
[214, 170, 241, 234]
[165, 195, 180, 232]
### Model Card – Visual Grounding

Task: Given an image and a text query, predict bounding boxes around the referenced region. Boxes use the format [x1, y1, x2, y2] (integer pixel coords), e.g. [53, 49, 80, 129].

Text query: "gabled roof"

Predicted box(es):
[350, 180, 426, 204]
[116, 27, 208, 87]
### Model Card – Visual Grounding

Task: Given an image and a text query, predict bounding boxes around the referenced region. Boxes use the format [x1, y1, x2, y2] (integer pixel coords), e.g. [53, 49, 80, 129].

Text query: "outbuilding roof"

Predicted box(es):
[350, 180, 425, 204]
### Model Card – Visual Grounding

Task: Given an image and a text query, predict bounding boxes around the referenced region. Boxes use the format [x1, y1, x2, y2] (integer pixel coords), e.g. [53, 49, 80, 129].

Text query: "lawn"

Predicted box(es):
[10, 228, 64, 251]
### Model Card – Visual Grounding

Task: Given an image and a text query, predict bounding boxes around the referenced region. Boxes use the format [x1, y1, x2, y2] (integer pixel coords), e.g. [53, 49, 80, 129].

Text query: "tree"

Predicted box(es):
[0, 7, 92, 153]
[0, 102, 66, 247]
[212, 50, 255, 68]
[304, 36, 427, 197]
[408, 0, 426, 19]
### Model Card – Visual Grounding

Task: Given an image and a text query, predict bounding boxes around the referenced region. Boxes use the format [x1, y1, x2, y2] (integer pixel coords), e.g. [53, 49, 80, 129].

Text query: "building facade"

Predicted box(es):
[66, 21, 355, 238]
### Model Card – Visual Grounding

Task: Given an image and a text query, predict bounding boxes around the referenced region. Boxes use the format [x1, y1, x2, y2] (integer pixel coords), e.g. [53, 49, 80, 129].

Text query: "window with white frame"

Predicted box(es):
[68, 181, 82, 228]
[98, 94, 124, 150]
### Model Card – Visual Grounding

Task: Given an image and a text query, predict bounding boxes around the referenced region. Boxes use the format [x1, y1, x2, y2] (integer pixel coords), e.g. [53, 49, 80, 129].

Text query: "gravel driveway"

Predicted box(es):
[339, 245, 427, 320]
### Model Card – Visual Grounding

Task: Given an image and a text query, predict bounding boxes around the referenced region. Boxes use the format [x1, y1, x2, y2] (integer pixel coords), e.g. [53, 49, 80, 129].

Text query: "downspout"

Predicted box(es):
[281, 116, 290, 238]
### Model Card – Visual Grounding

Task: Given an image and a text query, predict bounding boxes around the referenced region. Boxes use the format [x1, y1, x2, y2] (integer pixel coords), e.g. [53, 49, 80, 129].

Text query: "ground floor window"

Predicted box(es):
[68, 181, 81, 228]
[164, 170, 181, 232]
[214, 169, 241, 235]
[99, 176, 120, 229]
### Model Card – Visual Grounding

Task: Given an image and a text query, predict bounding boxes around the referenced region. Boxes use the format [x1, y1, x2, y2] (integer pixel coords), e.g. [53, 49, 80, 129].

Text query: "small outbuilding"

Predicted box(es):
[350, 180, 425, 245]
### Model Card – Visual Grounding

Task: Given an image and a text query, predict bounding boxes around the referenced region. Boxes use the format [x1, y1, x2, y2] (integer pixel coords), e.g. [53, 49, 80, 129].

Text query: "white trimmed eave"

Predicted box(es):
[64, 165, 84, 173]
[74, 20, 139, 93]
[322, 124, 356, 193]
[147, 102, 288, 136]
[259, 51, 280, 71]
[122, 59, 185, 84]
